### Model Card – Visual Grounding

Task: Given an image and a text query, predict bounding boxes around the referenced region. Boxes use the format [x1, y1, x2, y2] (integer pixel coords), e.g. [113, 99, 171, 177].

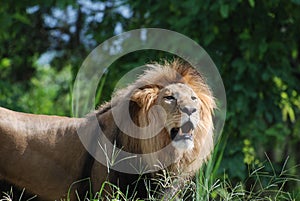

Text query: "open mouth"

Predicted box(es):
[170, 121, 194, 141]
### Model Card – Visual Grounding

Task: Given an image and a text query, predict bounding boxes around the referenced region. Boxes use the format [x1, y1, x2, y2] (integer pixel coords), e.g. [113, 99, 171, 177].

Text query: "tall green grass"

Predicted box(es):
[2, 134, 299, 201]
[195, 134, 300, 201]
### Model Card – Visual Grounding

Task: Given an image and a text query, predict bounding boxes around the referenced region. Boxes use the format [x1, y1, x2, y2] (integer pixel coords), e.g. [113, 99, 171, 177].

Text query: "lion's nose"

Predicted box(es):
[180, 106, 197, 116]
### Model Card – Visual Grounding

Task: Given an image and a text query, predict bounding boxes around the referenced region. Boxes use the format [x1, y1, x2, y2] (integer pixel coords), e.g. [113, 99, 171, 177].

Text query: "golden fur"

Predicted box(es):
[0, 60, 215, 200]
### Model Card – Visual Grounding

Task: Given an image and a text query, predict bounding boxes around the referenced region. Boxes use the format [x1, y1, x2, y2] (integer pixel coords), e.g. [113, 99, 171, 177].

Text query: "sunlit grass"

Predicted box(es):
[0, 187, 36, 201]
[1, 162, 299, 201]
[196, 162, 300, 201]
[2, 139, 299, 201]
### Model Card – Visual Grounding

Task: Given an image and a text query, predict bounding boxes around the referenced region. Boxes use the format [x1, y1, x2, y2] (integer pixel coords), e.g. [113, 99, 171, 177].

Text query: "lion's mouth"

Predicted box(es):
[170, 121, 194, 142]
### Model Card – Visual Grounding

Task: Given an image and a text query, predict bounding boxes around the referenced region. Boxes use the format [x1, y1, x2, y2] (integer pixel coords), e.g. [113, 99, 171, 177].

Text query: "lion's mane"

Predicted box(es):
[94, 59, 216, 186]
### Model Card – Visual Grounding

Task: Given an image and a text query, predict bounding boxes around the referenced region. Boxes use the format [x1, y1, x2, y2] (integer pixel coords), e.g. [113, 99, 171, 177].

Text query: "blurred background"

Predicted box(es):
[0, 0, 299, 199]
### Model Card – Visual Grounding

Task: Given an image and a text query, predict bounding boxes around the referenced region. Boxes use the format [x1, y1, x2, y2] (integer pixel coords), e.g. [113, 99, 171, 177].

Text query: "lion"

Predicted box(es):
[0, 59, 216, 200]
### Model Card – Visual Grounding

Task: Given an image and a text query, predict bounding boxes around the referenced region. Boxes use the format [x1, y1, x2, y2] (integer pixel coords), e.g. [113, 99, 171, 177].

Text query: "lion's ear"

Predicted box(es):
[131, 86, 160, 110]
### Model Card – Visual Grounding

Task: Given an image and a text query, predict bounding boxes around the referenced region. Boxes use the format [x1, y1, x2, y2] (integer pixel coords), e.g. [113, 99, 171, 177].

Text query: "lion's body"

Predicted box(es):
[0, 107, 89, 200]
[0, 60, 215, 200]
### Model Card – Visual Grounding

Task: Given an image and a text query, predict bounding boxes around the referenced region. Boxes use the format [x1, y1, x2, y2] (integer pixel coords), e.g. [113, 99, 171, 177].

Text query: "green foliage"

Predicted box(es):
[18, 64, 72, 115]
[0, 63, 72, 115]
[242, 139, 259, 166]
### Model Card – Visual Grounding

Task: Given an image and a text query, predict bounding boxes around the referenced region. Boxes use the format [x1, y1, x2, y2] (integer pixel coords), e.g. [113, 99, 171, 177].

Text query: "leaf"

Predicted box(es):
[0, 58, 11, 69]
[258, 39, 268, 60]
[291, 0, 300, 5]
[239, 29, 251, 40]
[13, 13, 31, 25]
[248, 0, 255, 8]
[287, 106, 295, 123]
[220, 4, 229, 18]
[265, 124, 289, 141]
[292, 48, 298, 59]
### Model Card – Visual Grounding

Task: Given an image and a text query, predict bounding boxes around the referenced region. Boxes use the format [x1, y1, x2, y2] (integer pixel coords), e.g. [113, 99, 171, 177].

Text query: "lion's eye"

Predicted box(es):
[191, 96, 197, 101]
[164, 96, 176, 101]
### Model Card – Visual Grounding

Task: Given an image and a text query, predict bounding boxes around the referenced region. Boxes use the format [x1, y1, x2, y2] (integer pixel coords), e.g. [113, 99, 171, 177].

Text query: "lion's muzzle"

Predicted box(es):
[170, 121, 194, 141]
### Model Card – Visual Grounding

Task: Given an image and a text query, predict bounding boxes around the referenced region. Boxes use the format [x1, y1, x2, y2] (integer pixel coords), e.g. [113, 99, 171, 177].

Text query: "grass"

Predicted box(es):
[1, 135, 299, 201]
[88, 158, 300, 201]
[0, 188, 36, 201]
[196, 159, 300, 201]
[195, 133, 300, 201]
[1, 161, 299, 201]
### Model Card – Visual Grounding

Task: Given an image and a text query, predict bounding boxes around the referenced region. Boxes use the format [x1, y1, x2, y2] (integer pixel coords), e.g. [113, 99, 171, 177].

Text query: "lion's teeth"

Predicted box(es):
[179, 128, 183, 135]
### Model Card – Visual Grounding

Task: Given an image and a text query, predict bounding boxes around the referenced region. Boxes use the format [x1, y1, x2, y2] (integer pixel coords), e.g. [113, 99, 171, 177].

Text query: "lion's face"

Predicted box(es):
[156, 83, 201, 151]
[124, 61, 215, 172]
